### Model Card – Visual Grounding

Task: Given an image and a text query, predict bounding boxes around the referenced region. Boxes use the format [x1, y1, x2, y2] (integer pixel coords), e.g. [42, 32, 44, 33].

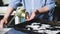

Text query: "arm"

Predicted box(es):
[0, 0, 21, 28]
[26, 0, 55, 21]
[37, 0, 55, 13]
[4, 0, 21, 20]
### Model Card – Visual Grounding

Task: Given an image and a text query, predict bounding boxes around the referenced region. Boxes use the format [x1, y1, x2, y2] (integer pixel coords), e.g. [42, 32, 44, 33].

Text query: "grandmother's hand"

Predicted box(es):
[0, 18, 8, 28]
[26, 10, 38, 21]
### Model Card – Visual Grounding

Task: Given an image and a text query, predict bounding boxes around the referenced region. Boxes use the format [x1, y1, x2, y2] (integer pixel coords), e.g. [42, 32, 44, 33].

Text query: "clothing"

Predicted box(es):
[9, 0, 55, 21]
[5, 28, 27, 34]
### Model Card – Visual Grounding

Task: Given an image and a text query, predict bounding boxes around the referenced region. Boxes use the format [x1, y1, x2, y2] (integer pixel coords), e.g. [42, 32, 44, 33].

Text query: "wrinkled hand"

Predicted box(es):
[0, 18, 7, 28]
[25, 10, 37, 21]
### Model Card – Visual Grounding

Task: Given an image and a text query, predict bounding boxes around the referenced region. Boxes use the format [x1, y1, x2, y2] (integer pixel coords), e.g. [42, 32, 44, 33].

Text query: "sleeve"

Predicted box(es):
[45, 0, 55, 10]
[8, 0, 21, 9]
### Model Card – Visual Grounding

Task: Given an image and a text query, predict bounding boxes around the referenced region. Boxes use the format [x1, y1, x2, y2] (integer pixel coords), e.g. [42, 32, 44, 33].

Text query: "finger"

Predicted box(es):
[25, 19, 29, 21]
[0, 20, 4, 28]
[25, 19, 30, 21]
[25, 19, 28, 21]
[0, 20, 4, 24]
[5, 20, 7, 24]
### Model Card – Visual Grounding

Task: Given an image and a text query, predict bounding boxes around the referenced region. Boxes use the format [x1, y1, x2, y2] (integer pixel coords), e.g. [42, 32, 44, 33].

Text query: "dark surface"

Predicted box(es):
[53, 5, 60, 21]
[13, 19, 60, 34]
[2, 18, 60, 34]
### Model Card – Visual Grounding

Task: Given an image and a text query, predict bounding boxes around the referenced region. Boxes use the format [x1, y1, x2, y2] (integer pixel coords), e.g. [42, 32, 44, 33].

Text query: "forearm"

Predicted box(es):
[38, 0, 55, 13]
[3, 7, 14, 19]
[37, 6, 49, 13]
[30, 7, 48, 19]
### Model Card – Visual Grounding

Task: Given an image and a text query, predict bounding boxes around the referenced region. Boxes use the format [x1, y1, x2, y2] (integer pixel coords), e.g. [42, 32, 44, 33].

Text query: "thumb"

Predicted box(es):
[0, 19, 4, 24]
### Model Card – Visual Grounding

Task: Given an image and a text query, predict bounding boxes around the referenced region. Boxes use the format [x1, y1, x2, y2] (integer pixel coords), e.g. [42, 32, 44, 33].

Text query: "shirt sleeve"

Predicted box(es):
[8, 0, 21, 9]
[46, 0, 55, 11]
